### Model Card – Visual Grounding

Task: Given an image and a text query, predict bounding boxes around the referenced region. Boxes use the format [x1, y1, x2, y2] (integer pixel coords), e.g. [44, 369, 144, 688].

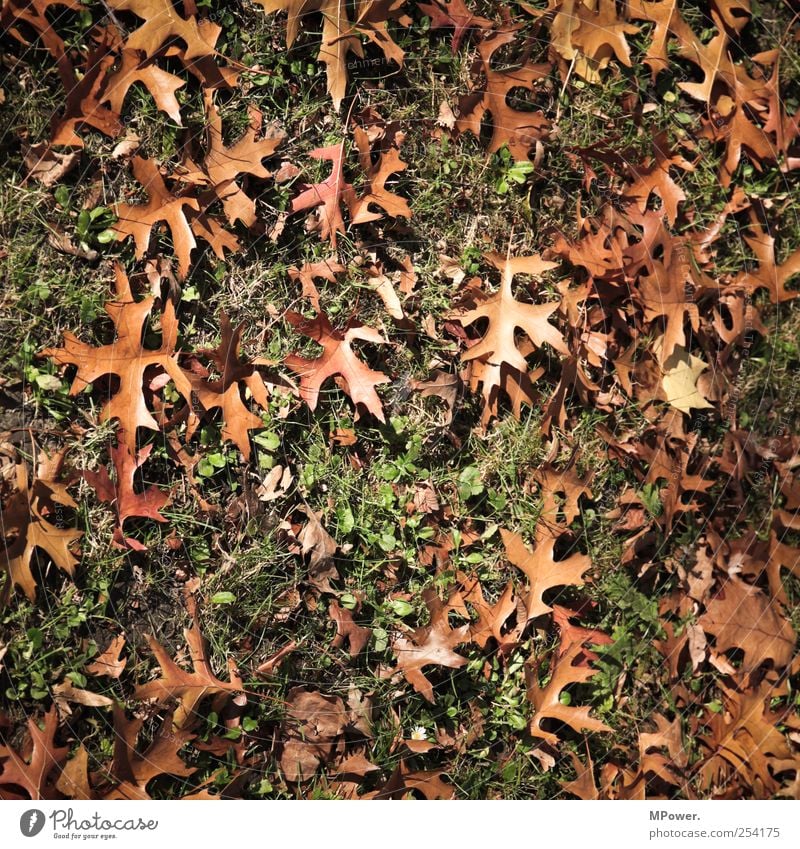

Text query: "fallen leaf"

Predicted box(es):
[86, 635, 127, 679]
[82, 439, 170, 551]
[330, 600, 371, 657]
[699, 577, 795, 674]
[658, 341, 714, 415]
[0, 707, 68, 800]
[501, 526, 591, 623]
[22, 142, 78, 186]
[291, 143, 354, 247]
[383, 588, 469, 703]
[134, 625, 243, 728]
[285, 311, 390, 421]
[42, 264, 193, 453]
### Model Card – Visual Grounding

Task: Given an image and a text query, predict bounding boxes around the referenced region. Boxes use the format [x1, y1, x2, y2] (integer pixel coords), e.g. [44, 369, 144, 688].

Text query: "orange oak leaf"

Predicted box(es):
[734, 216, 800, 303]
[162, 18, 240, 90]
[526, 0, 639, 83]
[285, 311, 390, 421]
[418, 0, 493, 53]
[107, 0, 217, 60]
[85, 635, 127, 680]
[637, 256, 701, 365]
[184, 312, 273, 459]
[113, 156, 200, 279]
[291, 143, 355, 248]
[353, 0, 411, 68]
[501, 526, 591, 623]
[697, 67, 775, 186]
[456, 27, 551, 161]
[348, 125, 411, 225]
[675, 15, 733, 105]
[41, 265, 192, 454]
[382, 588, 469, 703]
[449, 251, 567, 418]
[101, 49, 185, 125]
[254, 0, 362, 109]
[627, 0, 696, 80]
[526, 635, 612, 745]
[134, 625, 243, 728]
[1, 0, 81, 91]
[0, 454, 81, 601]
[82, 439, 170, 551]
[459, 574, 523, 654]
[0, 707, 68, 800]
[289, 258, 346, 311]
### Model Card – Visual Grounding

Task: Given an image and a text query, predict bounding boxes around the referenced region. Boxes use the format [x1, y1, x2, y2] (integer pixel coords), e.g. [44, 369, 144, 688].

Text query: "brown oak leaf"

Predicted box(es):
[699, 577, 795, 674]
[418, 0, 493, 53]
[279, 687, 349, 783]
[82, 438, 170, 551]
[698, 679, 797, 798]
[0, 707, 68, 800]
[526, 635, 612, 745]
[0, 454, 81, 601]
[104, 706, 194, 800]
[459, 574, 523, 655]
[382, 588, 469, 703]
[456, 27, 551, 161]
[289, 258, 346, 311]
[134, 625, 243, 728]
[179, 97, 284, 227]
[1, 0, 81, 91]
[622, 132, 694, 225]
[42, 265, 192, 454]
[49, 30, 124, 147]
[107, 0, 217, 59]
[449, 252, 567, 420]
[501, 526, 591, 623]
[255, 1, 408, 109]
[183, 312, 273, 459]
[329, 600, 372, 657]
[348, 125, 411, 225]
[285, 311, 390, 421]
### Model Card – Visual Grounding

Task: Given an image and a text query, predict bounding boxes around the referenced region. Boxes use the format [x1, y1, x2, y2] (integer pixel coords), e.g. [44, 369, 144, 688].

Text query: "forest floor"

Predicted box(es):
[1, 0, 799, 800]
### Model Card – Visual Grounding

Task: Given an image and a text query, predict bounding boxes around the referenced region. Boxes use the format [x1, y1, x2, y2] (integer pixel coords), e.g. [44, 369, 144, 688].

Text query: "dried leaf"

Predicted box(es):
[42, 265, 192, 453]
[383, 589, 469, 703]
[134, 625, 243, 728]
[285, 311, 390, 421]
[86, 635, 127, 679]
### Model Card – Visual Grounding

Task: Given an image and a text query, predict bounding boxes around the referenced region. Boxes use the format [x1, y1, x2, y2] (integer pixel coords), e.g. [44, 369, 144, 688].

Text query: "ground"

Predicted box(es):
[0, 0, 799, 800]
